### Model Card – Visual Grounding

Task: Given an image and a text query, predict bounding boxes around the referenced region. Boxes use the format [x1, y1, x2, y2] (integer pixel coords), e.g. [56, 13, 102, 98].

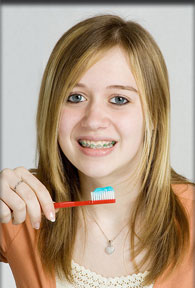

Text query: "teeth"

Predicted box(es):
[79, 140, 116, 149]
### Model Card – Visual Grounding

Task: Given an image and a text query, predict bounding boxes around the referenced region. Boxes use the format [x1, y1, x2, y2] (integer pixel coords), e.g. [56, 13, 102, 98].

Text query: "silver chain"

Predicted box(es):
[87, 209, 129, 243]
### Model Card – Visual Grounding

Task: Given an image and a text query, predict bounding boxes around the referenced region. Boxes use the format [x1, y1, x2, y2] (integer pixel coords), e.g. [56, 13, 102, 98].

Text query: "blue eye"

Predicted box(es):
[67, 94, 86, 103]
[110, 96, 129, 105]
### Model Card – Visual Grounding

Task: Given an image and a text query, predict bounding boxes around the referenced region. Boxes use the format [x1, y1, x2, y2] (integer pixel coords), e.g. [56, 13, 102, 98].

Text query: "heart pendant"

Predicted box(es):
[105, 241, 115, 255]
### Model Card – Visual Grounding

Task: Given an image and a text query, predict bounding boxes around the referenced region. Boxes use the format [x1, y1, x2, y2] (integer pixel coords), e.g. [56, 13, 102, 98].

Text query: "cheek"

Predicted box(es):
[116, 107, 144, 141]
[58, 108, 80, 138]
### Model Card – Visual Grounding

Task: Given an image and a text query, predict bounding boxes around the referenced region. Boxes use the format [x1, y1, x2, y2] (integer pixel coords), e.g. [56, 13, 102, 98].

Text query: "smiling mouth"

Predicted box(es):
[78, 140, 117, 149]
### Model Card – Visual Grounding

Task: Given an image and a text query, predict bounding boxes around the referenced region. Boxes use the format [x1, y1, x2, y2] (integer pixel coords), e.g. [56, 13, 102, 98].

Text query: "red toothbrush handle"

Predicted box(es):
[54, 199, 115, 208]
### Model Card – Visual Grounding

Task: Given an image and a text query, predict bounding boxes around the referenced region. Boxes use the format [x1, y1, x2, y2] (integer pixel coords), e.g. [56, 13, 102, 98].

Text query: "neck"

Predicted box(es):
[78, 172, 141, 227]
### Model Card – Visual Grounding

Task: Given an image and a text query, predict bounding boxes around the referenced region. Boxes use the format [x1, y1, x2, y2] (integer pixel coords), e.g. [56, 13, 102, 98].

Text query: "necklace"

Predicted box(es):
[89, 213, 129, 255]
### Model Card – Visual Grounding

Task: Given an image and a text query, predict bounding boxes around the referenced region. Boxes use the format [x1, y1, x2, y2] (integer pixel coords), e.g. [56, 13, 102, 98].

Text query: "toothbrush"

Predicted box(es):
[54, 186, 115, 208]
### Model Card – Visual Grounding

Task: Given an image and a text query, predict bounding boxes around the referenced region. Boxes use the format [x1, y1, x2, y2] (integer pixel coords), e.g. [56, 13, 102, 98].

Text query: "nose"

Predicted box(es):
[81, 103, 111, 130]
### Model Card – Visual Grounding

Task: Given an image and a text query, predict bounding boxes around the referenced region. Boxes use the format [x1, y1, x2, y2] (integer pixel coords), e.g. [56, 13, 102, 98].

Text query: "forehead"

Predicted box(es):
[76, 46, 138, 89]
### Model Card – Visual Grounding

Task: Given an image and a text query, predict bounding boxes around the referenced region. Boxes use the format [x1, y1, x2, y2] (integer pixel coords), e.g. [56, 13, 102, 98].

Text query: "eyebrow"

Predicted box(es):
[107, 85, 138, 93]
[74, 83, 138, 93]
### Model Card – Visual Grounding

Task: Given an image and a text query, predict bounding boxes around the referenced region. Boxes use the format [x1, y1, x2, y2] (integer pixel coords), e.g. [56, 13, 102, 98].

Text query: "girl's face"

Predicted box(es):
[58, 46, 144, 180]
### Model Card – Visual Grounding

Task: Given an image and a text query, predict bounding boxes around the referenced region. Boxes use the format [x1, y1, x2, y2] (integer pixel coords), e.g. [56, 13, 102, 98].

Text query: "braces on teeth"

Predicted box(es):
[79, 141, 116, 149]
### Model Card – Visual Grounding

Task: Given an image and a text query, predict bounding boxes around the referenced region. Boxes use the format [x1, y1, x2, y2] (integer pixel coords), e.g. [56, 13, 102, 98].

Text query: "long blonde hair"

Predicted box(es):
[36, 14, 192, 284]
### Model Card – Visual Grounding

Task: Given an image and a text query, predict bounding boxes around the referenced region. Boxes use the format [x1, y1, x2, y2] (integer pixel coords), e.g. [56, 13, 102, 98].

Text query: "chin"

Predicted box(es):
[78, 166, 114, 179]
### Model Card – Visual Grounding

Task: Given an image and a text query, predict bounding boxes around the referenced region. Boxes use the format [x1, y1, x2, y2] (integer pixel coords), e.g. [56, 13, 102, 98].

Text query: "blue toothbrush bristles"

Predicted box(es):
[91, 186, 115, 201]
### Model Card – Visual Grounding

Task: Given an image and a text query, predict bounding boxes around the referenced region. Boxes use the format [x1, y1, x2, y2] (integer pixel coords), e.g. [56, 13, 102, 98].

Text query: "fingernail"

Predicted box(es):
[49, 211, 55, 222]
[33, 222, 40, 230]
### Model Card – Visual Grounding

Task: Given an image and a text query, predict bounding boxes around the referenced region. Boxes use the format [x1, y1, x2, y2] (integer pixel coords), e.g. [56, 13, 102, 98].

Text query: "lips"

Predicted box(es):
[76, 136, 118, 156]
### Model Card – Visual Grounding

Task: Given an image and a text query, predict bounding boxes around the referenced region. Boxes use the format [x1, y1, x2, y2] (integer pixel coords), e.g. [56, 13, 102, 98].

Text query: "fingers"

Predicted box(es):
[0, 200, 12, 223]
[9, 181, 41, 228]
[14, 167, 55, 222]
[1, 184, 26, 224]
[55, 207, 60, 213]
[0, 167, 56, 229]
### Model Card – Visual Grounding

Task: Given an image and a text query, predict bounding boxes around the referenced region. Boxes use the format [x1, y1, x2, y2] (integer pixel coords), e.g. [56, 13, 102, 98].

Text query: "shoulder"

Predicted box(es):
[172, 183, 194, 222]
[172, 183, 195, 201]
[172, 184, 194, 241]
[154, 183, 194, 288]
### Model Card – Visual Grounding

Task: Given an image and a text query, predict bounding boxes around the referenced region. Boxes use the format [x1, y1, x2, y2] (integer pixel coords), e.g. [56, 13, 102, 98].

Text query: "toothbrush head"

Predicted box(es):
[91, 186, 115, 201]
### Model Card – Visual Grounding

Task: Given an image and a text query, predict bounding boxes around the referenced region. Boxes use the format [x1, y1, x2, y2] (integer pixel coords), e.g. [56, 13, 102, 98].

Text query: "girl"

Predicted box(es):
[0, 14, 194, 288]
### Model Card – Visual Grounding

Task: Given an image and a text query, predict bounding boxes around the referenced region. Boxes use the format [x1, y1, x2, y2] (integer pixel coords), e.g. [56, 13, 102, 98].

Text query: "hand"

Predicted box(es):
[0, 167, 56, 229]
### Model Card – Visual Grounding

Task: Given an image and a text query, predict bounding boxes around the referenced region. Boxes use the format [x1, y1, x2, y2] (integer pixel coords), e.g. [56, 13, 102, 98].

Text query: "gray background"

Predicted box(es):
[1, 4, 194, 287]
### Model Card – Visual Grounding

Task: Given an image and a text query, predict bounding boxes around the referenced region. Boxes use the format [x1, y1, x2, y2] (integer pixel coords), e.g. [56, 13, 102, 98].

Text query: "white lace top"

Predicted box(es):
[56, 260, 154, 288]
